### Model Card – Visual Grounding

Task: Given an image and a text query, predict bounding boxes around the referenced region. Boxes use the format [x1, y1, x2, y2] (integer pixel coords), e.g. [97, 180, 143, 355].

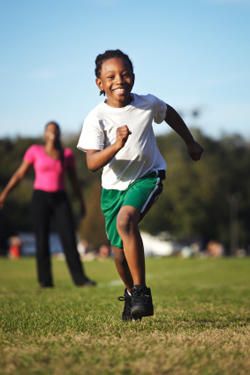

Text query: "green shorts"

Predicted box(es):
[101, 172, 164, 249]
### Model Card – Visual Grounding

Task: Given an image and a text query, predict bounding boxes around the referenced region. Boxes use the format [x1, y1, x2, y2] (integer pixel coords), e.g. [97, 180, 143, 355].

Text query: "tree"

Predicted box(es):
[1, 131, 250, 252]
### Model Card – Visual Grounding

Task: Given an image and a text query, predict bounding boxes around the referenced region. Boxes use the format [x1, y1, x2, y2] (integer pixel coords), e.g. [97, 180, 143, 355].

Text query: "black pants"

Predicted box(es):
[31, 190, 87, 286]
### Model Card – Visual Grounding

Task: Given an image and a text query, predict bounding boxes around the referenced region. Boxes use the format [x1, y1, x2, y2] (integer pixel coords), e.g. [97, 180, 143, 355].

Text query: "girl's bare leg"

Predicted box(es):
[116, 206, 145, 286]
[112, 246, 133, 291]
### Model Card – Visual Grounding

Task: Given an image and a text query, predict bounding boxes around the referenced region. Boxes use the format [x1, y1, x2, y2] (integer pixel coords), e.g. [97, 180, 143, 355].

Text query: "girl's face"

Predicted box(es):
[44, 123, 60, 143]
[96, 57, 134, 108]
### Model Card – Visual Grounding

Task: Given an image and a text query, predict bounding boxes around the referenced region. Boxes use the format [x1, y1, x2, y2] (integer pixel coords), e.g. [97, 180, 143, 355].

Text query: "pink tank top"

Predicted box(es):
[23, 145, 75, 192]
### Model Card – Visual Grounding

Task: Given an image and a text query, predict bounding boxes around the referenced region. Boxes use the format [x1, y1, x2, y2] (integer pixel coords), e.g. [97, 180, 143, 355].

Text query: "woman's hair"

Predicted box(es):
[45, 121, 64, 164]
[45, 121, 61, 135]
[95, 49, 134, 95]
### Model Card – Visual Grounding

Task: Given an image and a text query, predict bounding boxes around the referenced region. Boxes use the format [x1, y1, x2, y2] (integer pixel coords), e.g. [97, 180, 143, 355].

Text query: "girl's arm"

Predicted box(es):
[165, 105, 204, 161]
[67, 166, 86, 217]
[86, 125, 131, 171]
[0, 160, 31, 207]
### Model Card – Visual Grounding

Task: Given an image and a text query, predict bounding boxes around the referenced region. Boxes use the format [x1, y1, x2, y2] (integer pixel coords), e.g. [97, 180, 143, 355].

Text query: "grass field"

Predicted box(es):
[0, 257, 250, 375]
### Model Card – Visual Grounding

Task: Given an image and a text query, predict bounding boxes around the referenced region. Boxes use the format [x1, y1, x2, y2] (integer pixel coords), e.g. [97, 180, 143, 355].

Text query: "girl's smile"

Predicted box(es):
[96, 57, 134, 108]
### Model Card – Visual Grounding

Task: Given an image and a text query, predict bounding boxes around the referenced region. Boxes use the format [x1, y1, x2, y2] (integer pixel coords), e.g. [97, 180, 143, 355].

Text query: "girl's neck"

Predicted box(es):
[105, 94, 133, 108]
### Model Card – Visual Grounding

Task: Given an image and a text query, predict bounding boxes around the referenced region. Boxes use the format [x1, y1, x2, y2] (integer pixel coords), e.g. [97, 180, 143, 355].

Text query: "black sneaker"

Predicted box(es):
[118, 289, 133, 321]
[131, 285, 154, 319]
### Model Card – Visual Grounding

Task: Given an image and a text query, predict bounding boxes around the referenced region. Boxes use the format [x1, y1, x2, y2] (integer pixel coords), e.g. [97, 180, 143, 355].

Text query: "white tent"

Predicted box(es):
[141, 231, 180, 256]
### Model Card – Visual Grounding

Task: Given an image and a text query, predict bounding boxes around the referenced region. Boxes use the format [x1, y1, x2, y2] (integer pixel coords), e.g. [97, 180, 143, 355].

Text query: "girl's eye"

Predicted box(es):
[122, 72, 130, 77]
[107, 76, 114, 80]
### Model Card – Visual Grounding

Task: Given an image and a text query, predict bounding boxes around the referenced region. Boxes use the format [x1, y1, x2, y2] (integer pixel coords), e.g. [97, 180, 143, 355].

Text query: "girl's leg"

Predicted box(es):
[31, 191, 53, 287]
[116, 206, 154, 319]
[116, 206, 145, 286]
[112, 246, 133, 291]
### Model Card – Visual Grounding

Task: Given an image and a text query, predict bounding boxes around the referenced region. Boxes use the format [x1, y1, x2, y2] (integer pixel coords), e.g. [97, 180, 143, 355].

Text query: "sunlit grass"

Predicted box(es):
[0, 257, 250, 374]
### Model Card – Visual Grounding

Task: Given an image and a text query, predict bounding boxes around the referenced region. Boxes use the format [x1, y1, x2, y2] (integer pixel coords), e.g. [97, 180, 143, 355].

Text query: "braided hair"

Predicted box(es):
[95, 49, 134, 95]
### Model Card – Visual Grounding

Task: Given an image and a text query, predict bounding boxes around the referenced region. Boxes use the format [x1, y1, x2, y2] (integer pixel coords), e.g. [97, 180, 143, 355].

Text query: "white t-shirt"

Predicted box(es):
[77, 93, 167, 190]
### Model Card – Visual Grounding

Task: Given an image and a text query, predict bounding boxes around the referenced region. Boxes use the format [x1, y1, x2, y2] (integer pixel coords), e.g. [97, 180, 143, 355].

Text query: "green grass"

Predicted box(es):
[0, 257, 250, 375]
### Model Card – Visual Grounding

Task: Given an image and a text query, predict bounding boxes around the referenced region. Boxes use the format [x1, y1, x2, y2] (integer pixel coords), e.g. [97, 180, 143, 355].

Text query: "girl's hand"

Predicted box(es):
[187, 141, 204, 161]
[115, 125, 131, 150]
[86, 127, 131, 171]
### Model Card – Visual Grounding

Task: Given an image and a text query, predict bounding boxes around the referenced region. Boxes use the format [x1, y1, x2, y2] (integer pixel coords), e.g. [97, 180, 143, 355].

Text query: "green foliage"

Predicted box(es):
[79, 180, 107, 247]
[0, 137, 38, 233]
[67, 137, 107, 247]
[1, 131, 250, 250]
[142, 130, 250, 249]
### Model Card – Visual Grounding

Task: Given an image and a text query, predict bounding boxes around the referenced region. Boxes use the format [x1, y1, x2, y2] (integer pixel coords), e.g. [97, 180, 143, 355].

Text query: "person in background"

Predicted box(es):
[8, 235, 22, 259]
[0, 121, 96, 288]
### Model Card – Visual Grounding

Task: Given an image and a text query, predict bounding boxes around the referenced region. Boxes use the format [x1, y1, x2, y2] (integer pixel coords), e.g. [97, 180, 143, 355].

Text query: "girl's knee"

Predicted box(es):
[117, 209, 139, 235]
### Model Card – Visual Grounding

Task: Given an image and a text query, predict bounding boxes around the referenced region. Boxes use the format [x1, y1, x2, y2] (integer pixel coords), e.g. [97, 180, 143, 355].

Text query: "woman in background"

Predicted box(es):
[0, 121, 96, 288]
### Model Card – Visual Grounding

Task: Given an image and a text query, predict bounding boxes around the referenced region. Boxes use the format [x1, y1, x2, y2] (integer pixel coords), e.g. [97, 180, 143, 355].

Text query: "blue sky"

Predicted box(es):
[1, 0, 249, 139]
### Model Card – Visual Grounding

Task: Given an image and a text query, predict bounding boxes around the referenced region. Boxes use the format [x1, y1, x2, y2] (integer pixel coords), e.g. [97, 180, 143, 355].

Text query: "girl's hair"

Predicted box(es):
[95, 49, 134, 95]
[45, 121, 64, 165]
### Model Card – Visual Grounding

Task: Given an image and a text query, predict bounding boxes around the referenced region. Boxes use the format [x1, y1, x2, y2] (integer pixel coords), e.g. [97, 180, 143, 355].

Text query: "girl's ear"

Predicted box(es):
[96, 77, 103, 91]
[96, 78, 105, 96]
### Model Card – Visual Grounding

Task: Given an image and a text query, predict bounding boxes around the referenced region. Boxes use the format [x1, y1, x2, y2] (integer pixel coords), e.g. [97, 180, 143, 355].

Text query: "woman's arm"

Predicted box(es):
[0, 160, 31, 207]
[165, 105, 204, 161]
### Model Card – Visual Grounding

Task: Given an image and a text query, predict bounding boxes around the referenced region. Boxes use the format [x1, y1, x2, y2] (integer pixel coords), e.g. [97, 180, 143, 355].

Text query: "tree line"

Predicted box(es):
[0, 130, 249, 254]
